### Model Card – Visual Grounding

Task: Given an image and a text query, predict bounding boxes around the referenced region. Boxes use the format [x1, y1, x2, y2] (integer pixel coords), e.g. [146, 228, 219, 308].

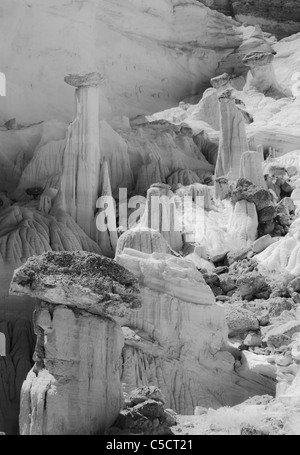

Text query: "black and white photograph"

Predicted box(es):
[0, 0, 300, 440]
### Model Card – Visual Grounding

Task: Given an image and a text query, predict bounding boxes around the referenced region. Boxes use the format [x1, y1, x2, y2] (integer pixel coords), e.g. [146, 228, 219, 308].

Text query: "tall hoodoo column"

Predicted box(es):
[192, 73, 231, 131]
[215, 89, 249, 184]
[239, 150, 268, 189]
[139, 183, 183, 252]
[61, 72, 104, 240]
[242, 52, 293, 99]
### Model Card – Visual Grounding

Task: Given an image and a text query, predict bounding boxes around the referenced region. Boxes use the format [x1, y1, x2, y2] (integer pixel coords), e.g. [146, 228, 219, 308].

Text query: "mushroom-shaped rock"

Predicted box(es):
[239, 151, 267, 189]
[256, 218, 300, 276]
[10, 251, 141, 435]
[115, 227, 171, 257]
[189, 73, 231, 131]
[242, 52, 293, 100]
[215, 177, 231, 200]
[61, 72, 104, 241]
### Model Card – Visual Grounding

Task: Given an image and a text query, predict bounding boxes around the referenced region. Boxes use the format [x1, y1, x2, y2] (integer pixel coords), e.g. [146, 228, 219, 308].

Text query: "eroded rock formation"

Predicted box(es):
[61, 72, 104, 241]
[139, 184, 183, 252]
[243, 52, 293, 100]
[215, 89, 249, 183]
[117, 248, 275, 414]
[198, 0, 300, 39]
[10, 251, 141, 435]
[239, 150, 267, 189]
[0, 0, 246, 124]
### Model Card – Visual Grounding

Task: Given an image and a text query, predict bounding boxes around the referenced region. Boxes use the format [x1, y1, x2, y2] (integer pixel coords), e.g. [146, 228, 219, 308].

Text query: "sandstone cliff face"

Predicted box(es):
[10, 251, 141, 435]
[117, 249, 275, 414]
[198, 0, 300, 39]
[0, 0, 244, 124]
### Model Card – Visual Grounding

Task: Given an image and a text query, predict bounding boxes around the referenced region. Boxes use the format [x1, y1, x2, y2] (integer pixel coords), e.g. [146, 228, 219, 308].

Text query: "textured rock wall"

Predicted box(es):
[0, 0, 243, 124]
[20, 302, 124, 435]
[117, 249, 275, 414]
[198, 0, 300, 39]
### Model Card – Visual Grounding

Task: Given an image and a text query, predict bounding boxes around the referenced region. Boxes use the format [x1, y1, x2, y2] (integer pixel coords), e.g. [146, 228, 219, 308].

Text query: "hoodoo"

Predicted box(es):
[0, 0, 300, 437]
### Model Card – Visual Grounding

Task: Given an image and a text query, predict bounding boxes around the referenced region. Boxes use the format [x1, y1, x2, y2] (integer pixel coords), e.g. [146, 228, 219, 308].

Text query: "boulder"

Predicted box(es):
[231, 178, 273, 212]
[263, 321, 300, 348]
[268, 298, 295, 318]
[252, 235, 279, 254]
[225, 304, 260, 337]
[244, 333, 262, 347]
[236, 271, 271, 300]
[219, 274, 237, 294]
[108, 387, 174, 436]
[129, 386, 165, 406]
[257, 206, 276, 223]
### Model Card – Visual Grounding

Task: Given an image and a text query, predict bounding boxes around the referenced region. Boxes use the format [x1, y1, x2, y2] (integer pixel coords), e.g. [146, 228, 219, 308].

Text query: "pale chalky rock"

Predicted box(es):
[0, 0, 246, 125]
[228, 200, 258, 250]
[239, 150, 267, 189]
[10, 251, 142, 435]
[256, 218, 300, 276]
[166, 169, 202, 188]
[0, 205, 101, 265]
[61, 73, 103, 242]
[188, 73, 231, 131]
[215, 90, 249, 184]
[121, 123, 214, 195]
[243, 51, 293, 100]
[38, 188, 58, 214]
[115, 227, 171, 258]
[117, 249, 275, 414]
[252, 235, 280, 254]
[175, 183, 215, 211]
[0, 121, 67, 194]
[95, 160, 118, 258]
[13, 139, 66, 202]
[139, 184, 183, 252]
[244, 333, 262, 347]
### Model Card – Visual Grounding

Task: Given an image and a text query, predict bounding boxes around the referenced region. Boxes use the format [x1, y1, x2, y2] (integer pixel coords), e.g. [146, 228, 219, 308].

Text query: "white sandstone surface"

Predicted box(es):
[0, 0, 244, 124]
[117, 249, 275, 414]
